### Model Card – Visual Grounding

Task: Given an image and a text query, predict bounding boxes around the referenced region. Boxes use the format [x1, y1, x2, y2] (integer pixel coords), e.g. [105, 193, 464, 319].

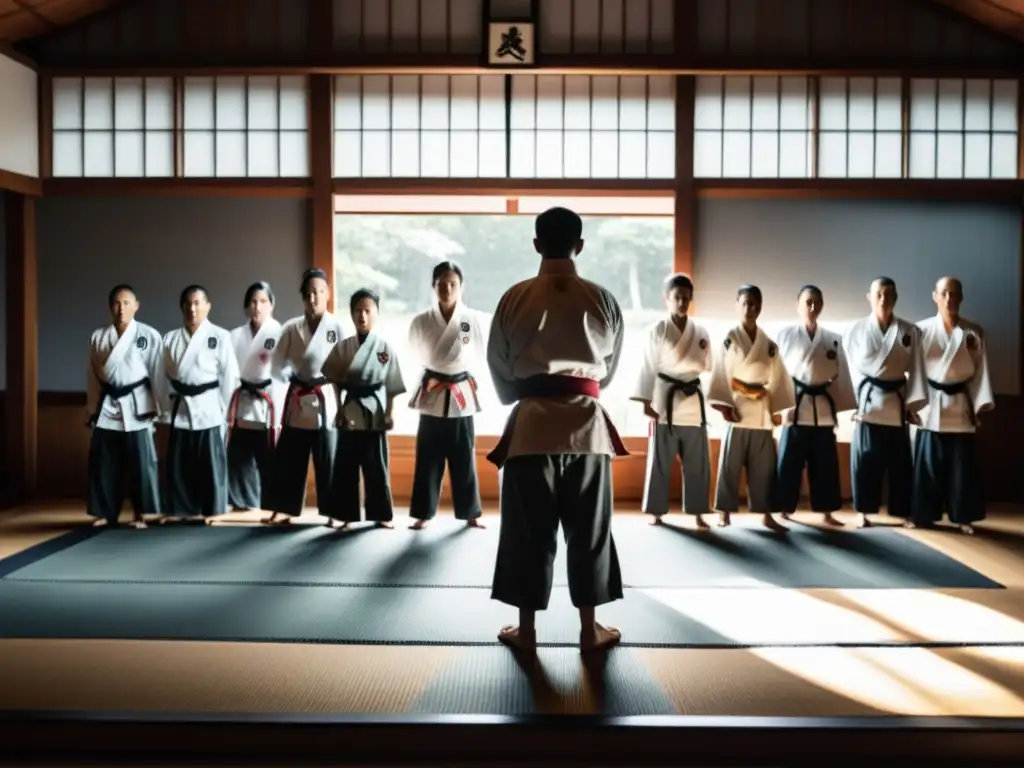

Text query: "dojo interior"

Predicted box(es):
[2, 0, 1024, 765]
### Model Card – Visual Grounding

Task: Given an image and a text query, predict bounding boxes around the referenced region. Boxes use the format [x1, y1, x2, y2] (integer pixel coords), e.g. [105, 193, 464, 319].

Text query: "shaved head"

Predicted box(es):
[933, 275, 964, 319]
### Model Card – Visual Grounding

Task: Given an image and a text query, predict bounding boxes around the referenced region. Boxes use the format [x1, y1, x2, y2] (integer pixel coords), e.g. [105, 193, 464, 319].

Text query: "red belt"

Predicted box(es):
[227, 385, 277, 448]
[486, 374, 629, 468]
[284, 379, 329, 434]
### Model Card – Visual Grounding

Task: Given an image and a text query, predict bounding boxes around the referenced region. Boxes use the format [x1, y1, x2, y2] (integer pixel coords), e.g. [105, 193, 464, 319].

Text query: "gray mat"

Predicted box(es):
[0, 579, 1009, 648]
[1, 519, 1001, 589]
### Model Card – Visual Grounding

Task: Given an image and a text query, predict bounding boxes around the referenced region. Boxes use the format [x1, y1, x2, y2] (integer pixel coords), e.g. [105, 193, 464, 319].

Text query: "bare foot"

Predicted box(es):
[762, 514, 787, 532]
[92, 519, 108, 528]
[131, 520, 147, 530]
[856, 513, 872, 529]
[648, 515, 663, 526]
[781, 512, 793, 521]
[262, 514, 290, 526]
[961, 524, 976, 535]
[376, 521, 394, 529]
[336, 521, 349, 531]
[580, 624, 621, 653]
[410, 519, 429, 530]
[822, 513, 844, 527]
[467, 518, 486, 529]
[498, 625, 537, 651]
[695, 515, 710, 530]
[717, 512, 731, 527]
[903, 521, 918, 529]
[204, 517, 216, 526]
[324, 519, 336, 529]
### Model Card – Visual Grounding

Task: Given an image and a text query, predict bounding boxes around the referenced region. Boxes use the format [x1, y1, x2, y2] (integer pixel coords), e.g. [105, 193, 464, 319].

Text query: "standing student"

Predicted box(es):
[156, 286, 240, 522]
[227, 281, 284, 511]
[324, 289, 407, 529]
[407, 261, 487, 529]
[707, 285, 795, 531]
[487, 206, 628, 655]
[632, 273, 713, 528]
[844, 277, 928, 528]
[264, 268, 348, 526]
[86, 284, 165, 529]
[774, 286, 856, 526]
[911, 277, 994, 535]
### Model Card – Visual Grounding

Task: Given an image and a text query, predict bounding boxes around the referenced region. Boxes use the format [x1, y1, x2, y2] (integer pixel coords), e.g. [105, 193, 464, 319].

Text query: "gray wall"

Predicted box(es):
[0, 191, 6, 390]
[36, 196, 310, 391]
[694, 198, 1021, 395]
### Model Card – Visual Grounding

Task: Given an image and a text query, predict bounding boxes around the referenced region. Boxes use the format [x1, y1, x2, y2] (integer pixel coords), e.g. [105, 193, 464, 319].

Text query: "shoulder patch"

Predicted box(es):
[768, 342, 777, 358]
[699, 338, 707, 350]
[136, 336, 148, 351]
[264, 338, 275, 350]
[377, 350, 389, 364]
[723, 337, 732, 350]
[901, 333, 912, 348]
[326, 330, 337, 344]
[833, 339, 839, 347]
[460, 321, 471, 333]
[207, 337, 218, 350]
[826, 349, 837, 360]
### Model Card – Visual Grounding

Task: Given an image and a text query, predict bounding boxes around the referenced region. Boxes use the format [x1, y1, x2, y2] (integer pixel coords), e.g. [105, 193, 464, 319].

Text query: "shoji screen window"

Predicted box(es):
[508, 75, 675, 178]
[693, 76, 813, 178]
[909, 79, 1019, 179]
[51, 77, 174, 177]
[182, 76, 309, 177]
[332, 75, 507, 177]
[817, 77, 902, 178]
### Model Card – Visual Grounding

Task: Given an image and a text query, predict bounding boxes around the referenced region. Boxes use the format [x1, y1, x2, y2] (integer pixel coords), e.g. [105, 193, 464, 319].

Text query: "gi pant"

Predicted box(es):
[272, 425, 338, 517]
[87, 427, 162, 524]
[330, 429, 394, 523]
[911, 429, 985, 525]
[642, 423, 711, 516]
[227, 426, 274, 510]
[409, 414, 482, 521]
[164, 426, 228, 518]
[774, 425, 842, 513]
[851, 422, 912, 518]
[492, 454, 623, 611]
[714, 425, 776, 513]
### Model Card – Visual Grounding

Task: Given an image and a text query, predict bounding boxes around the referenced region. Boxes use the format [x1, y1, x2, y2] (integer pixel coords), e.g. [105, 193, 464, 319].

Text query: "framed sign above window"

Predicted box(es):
[487, 21, 536, 66]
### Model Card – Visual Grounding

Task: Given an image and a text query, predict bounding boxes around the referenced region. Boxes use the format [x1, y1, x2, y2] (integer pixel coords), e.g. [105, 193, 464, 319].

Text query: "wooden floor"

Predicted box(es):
[2, 503, 1024, 719]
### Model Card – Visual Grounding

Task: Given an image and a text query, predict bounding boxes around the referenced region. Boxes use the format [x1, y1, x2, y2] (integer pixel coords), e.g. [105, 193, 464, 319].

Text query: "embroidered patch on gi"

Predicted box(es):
[833, 339, 839, 347]
[901, 333, 912, 348]
[966, 331, 978, 350]
[377, 351, 389, 364]
[136, 336, 148, 350]
[207, 337, 218, 350]
[826, 349, 837, 360]
[264, 338, 275, 350]
[699, 338, 707, 350]
[768, 343, 777, 358]
[723, 337, 732, 350]
[326, 330, 337, 343]
[462, 336, 470, 344]
[460, 321, 471, 332]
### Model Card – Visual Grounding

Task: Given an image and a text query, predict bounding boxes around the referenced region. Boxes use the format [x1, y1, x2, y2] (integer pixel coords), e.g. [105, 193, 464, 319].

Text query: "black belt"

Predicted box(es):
[239, 378, 272, 394]
[657, 373, 705, 427]
[857, 375, 907, 425]
[423, 369, 475, 417]
[87, 376, 154, 427]
[169, 378, 221, 428]
[793, 377, 837, 427]
[928, 377, 975, 426]
[339, 383, 383, 428]
[284, 375, 329, 433]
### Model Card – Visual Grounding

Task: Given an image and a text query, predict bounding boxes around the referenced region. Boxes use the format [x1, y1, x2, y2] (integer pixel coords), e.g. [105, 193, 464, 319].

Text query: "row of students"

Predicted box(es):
[635, 274, 993, 535]
[87, 264, 489, 531]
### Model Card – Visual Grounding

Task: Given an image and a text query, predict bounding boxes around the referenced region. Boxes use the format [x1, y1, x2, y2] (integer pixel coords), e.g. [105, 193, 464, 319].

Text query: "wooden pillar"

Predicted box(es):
[309, 0, 334, 311]
[673, 0, 698, 280]
[4, 193, 38, 505]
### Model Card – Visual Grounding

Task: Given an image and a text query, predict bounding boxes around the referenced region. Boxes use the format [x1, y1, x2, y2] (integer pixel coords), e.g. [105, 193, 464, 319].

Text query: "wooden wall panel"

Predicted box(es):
[694, 0, 1023, 64]
[24, 0, 316, 65]
[29, 393, 1024, 507]
[539, 0, 676, 55]
[332, 0, 484, 54]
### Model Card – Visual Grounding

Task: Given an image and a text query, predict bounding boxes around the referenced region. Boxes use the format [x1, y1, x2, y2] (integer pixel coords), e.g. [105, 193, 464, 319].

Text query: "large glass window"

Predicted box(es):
[333, 195, 674, 437]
